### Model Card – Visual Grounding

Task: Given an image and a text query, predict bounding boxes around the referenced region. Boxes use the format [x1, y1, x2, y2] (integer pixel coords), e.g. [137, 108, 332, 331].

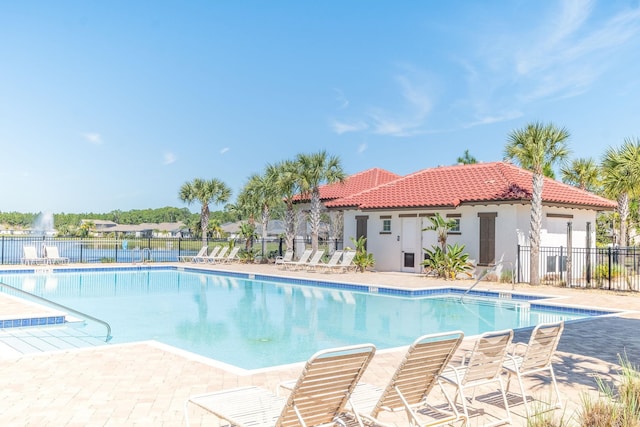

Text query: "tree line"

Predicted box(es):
[0, 207, 211, 230]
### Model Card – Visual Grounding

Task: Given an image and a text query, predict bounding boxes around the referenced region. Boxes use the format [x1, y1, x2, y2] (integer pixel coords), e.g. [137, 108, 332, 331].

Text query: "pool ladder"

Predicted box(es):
[132, 248, 152, 264]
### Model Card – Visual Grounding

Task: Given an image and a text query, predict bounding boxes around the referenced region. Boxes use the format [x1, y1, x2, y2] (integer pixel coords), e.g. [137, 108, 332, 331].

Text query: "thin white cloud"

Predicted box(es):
[369, 74, 433, 137]
[163, 152, 176, 165]
[514, 0, 640, 101]
[457, 0, 640, 124]
[464, 110, 524, 129]
[331, 120, 368, 134]
[220, 147, 230, 154]
[82, 132, 102, 145]
[333, 88, 349, 109]
[357, 143, 367, 154]
[331, 70, 434, 137]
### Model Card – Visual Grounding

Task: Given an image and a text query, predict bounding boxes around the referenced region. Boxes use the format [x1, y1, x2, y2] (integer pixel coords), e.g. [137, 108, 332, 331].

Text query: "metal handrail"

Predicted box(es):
[0, 281, 112, 342]
[460, 258, 513, 302]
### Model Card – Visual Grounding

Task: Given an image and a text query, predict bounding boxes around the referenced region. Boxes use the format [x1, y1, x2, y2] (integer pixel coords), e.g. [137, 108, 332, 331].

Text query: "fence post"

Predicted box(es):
[557, 246, 563, 285]
[516, 244, 521, 283]
[566, 223, 572, 287]
[115, 238, 119, 263]
[1, 236, 3, 265]
[586, 222, 592, 286]
[80, 238, 84, 263]
[608, 246, 612, 291]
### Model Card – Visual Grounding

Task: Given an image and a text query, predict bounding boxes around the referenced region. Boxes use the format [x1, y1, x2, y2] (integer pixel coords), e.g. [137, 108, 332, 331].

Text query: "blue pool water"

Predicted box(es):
[0, 267, 607, 369]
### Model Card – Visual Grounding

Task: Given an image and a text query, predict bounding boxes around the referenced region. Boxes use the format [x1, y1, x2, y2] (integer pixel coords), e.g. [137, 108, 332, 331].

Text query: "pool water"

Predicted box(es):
[0, 268, 595, 369]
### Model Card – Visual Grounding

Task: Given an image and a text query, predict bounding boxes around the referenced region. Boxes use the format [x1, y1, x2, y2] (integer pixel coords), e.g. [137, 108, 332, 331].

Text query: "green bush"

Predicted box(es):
[350, 236, 375, 272]
[422, 243, 473, 280]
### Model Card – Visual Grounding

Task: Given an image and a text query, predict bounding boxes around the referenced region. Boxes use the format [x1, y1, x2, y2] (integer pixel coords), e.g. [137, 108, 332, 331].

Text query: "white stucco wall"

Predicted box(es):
[341, 204, 600, 275]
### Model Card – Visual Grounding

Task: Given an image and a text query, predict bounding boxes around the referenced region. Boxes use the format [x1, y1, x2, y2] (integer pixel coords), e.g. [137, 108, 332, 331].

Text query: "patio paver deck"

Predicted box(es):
[0, 262, 638, 426]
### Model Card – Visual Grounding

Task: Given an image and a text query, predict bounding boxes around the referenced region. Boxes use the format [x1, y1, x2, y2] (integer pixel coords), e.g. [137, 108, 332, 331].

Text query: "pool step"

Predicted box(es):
[0, 325, 108, 356]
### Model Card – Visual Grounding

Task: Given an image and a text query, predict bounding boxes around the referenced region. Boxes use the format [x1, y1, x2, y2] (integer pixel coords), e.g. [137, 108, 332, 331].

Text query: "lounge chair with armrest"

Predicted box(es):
[184, 343, 377, 427]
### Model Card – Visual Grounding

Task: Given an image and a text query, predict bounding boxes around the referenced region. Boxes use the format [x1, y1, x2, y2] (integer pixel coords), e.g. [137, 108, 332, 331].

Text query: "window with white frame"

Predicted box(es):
[446, 214, 461, 233]
[380, 216, 391, 233]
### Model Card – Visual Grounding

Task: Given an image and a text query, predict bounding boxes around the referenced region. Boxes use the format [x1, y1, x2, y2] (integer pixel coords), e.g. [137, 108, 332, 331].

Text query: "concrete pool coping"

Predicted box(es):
[0, 262, 639, 425]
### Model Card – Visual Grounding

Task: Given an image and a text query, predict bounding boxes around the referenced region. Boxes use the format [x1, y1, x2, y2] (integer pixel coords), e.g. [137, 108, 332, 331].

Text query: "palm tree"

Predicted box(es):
[601, 138, 640, 247]
[456, 149, 477, 165]
[296, 151, 346, 253]
[238, 221, 258, 251]
[561, 157, 601, 192]
[239, 172, 281, 258]
[504, 122, 570, 285]
[209, 219, 223, 239]
[423, 213, 458, 252]
[266, 160, 300, 253]
[178, 178, 232, 246]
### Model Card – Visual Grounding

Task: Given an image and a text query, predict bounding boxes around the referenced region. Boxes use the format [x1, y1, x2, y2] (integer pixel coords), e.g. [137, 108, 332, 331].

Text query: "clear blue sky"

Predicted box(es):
[1, 1, 639, 214]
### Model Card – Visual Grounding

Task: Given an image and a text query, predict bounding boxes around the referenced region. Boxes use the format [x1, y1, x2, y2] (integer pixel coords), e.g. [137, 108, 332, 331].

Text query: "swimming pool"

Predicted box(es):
[0, 267, 610, 369]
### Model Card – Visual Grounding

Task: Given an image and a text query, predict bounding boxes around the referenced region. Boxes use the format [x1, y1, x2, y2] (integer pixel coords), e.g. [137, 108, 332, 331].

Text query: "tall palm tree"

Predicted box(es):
[266, 160, 300, 252]
[178, 178, 232, 245]
[601, 138, 640, 247]
[239, 172, 281, 257]
[456, 149, 477, 165]
[561, 158, 601, 192]
[504, 122, 570, 285]
[209, 219, 223, 239]
[296, 151, 346, 253]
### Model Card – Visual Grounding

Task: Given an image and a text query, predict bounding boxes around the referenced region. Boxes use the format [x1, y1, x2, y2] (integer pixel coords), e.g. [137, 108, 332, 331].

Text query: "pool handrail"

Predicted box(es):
[460, 256, 513, 302]
[0, 281, 112, 342]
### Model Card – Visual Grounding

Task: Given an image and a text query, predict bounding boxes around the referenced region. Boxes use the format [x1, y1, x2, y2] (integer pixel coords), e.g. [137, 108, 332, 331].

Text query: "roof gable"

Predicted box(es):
[325, 162, 616, 210]
[294, 167, 400, 202]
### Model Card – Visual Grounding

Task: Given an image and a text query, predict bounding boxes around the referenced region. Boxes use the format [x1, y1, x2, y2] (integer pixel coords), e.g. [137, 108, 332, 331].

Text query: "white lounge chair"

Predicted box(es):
[184, 343, 377, 427]
[304, 249, 325, 271]
[205, 246, 228, 263]
[192, 246, 220, 264]
[274, 249, 293, 267]
[282, 248, 313, 270]
[325, 250, 356, 273]
[439, 329, 514, 426]
[361, 331, 466, 427]
[319, 250, 343, 272]
[502, 321, 564, 418]
[218, 246, 240, 264]
[44, 246, 69, 264]
[280, 331, 466, 427]
[179, 246, 208, 263]
[21, 246, 45, 265]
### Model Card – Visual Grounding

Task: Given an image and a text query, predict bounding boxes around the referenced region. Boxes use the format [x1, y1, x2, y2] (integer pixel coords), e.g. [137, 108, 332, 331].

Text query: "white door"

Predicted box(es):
[401, 217, 418, 272]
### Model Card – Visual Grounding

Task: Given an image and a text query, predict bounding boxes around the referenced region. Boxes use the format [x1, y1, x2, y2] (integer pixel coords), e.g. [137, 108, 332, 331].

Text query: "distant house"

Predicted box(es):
[139, 222, 190, 238]
[81, 219, 117, 234]
[320, 162, 616, 276]
[81, 220, 189, 238]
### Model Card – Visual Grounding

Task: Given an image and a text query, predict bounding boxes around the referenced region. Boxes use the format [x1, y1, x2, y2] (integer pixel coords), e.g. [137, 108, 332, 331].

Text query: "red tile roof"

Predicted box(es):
[294, 167, 401, 202]
[325, 162, 617, 210]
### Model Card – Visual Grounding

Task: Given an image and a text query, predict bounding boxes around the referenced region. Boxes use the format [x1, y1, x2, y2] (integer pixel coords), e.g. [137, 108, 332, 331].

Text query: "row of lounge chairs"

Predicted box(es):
[178, 245, 240, 264]
[275, 249, 357, 272]
[21, 245, 69, 265]
[185, 321, 565, 426]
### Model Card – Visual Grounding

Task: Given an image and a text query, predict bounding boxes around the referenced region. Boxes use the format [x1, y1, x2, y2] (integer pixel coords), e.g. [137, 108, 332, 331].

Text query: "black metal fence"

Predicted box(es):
[0, 236, 344, 265]
[517, 245, 640, 291]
